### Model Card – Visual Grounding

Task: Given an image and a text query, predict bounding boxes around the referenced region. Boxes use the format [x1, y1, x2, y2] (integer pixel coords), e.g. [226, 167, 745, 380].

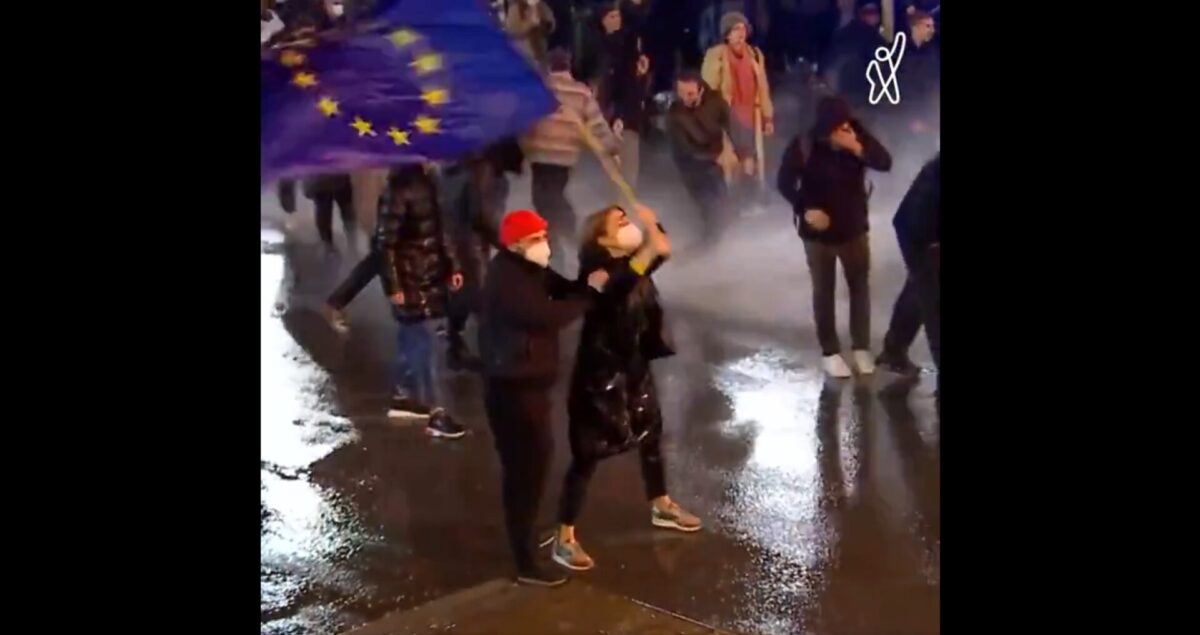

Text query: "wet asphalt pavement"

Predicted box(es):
[261, 149, 939, 635]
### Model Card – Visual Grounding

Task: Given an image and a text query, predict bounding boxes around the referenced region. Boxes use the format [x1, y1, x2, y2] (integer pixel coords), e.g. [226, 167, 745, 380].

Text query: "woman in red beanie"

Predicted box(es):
[478, 209, 610, 587]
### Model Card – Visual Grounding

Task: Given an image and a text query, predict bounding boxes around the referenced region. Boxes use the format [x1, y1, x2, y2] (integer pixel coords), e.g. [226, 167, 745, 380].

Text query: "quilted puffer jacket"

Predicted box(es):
[374, 168, 462, 323]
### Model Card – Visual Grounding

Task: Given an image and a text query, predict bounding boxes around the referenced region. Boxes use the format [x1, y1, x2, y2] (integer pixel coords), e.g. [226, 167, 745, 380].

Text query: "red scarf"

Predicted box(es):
[727, 46, 758, 128]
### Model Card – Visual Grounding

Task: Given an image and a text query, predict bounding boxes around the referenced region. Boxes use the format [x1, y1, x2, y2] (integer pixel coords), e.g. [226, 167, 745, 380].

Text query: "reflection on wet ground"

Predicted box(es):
[260, 174, 939, 634]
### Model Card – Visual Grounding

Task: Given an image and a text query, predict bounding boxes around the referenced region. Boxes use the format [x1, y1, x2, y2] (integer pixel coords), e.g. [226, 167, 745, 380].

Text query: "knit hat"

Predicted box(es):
[500, 209, 549, 247]
[720, 11, 751, 39]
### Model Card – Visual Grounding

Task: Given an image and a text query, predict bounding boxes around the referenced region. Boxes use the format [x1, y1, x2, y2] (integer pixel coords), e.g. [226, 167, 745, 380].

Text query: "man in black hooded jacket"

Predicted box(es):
[777, 95, 892, 378]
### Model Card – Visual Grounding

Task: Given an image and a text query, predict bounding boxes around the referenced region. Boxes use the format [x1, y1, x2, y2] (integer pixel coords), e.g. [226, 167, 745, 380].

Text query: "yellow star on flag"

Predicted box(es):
[413, 115, 441, 134]
[292, 72, 318, 88]
[410, 53, 443, 75]
[421, 88, 450, 106]
[280, 50, 306, 67]
[316, 96, 340, 117]
[388, 29, 420, 47]
[387, 127, 412, 146]
[351, 117, 377, 137]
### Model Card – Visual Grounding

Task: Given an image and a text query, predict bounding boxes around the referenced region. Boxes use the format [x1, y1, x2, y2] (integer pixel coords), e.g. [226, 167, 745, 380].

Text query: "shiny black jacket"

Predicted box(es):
[567, 243, 673, 462]
[374, 171, 462, 323]
[479, 250, 593, 381]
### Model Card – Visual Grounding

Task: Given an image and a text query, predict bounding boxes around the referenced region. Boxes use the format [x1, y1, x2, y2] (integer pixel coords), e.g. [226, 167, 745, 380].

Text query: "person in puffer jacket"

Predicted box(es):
[521, 48, 620, 273]
[547, 202, 702, 574]
[376, 164, 466, 439]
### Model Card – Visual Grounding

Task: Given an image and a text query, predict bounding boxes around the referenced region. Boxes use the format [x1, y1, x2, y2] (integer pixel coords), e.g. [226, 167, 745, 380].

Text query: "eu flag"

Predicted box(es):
[261, 0, 555, 183]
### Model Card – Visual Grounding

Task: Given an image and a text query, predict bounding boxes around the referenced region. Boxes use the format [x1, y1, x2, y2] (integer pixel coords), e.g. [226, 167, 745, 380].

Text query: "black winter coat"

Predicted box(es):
[595, 29, 651, 133]
[478, 250, 594, 382]
[667, 87, 730, 163]
[567, 244, 673, 462]
[374, 172, 462, 323]
[893, 154, 940, 249]
[777, 121, 892, 244]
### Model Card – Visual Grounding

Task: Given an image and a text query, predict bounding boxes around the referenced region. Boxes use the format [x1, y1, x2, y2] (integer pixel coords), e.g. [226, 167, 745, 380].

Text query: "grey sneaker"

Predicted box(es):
[651, 502, 702, 533]
[551, 538, 595, 571]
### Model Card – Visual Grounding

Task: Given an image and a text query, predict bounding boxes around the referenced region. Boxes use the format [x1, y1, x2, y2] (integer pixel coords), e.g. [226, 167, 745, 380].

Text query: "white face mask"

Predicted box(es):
[331, 3, 345, 17]
[522, 241, 551, 268]
[615, 224, 643, 251]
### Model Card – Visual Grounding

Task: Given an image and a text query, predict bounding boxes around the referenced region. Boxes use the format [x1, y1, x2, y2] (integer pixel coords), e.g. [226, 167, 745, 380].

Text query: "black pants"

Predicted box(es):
[485, 377, 555, 572]
[677, 158, 728, 243]
[530, 163, 574, 271]
[313, 185, 355, 246]
[327, 250, 379, 310]
[558, 435, 667, 525]
[278, 180, 297, 214]
[882, 242, 940, 370]
[803, 234, 871, 356]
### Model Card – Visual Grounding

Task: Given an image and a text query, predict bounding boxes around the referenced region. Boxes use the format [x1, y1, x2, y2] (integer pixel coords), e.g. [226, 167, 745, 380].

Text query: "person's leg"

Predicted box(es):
[486, 381, 556, 578]
[803, 240, 842, 357]
[326, 251, 379, 311]
[391, 321, 422, 409]
[840, 233, 872, 354]
[551, 453, 599, 570]
[334, 184, 357, 251]
[313, 192, 336, 247]
[277, 180, 296, 214]
[546, 165, 574, 272]
[407, 321, 436, 407]
[640, 430, 703, 531]
[558, 457, 599, 529]
[880, 276, 923, 368]
[906, 243, 940, 371]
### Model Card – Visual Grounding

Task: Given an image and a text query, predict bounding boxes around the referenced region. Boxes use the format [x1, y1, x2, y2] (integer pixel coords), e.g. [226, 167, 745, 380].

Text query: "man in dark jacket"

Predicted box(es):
[667, 70, 732, 244]
[822, 1, 885, 115]
[595, 3, 653, 188]
[777, 95, 892, 378]
[878, 153, 939, 375]
[376, 165, 466, 439]
[479, 208, 609, 587]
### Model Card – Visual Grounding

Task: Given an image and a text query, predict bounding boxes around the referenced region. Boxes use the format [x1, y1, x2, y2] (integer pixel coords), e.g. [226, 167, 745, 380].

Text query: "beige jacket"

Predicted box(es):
[700, 43, 774, 123]
[521, 71, 619, 167]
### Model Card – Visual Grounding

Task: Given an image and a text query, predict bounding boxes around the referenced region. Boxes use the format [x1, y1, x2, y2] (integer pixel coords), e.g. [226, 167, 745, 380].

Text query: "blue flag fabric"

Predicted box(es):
[261, 0, 554, 183]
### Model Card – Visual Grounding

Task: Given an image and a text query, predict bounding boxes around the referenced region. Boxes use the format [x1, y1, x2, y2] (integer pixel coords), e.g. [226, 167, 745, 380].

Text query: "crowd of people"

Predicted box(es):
[262, 0, 939, 587]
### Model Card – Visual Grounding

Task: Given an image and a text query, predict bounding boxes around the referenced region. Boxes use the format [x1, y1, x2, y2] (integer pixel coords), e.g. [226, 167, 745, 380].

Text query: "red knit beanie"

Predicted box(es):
[499, 209, 549, 247]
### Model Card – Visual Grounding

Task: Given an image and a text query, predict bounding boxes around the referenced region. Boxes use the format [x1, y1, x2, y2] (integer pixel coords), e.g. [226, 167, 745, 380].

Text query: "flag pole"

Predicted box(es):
[574, 120, 640, 213]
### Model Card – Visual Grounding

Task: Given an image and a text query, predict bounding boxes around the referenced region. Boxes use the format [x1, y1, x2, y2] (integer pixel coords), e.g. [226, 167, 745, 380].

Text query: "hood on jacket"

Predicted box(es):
[813, 95, 855, 137]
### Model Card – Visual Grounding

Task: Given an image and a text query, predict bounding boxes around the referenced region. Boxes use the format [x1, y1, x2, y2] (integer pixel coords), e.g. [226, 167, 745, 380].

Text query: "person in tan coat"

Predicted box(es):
[701, 11, 774, 197]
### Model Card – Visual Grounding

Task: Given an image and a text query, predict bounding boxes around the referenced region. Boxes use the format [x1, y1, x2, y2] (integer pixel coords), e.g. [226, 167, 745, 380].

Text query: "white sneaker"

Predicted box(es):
[823, 354, 853, 378]
[853, 350, 876, 375]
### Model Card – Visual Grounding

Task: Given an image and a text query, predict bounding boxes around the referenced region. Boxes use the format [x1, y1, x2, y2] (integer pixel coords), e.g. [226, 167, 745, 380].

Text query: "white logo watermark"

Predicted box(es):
[866, 32, 906, 106]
